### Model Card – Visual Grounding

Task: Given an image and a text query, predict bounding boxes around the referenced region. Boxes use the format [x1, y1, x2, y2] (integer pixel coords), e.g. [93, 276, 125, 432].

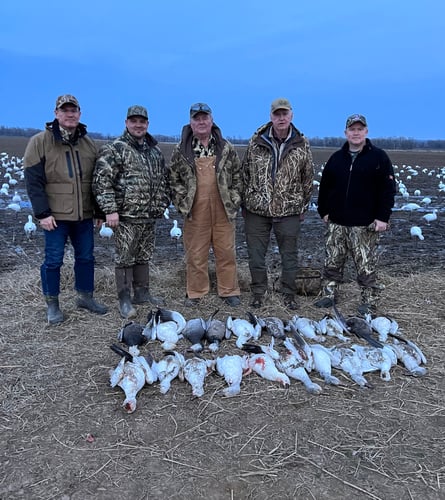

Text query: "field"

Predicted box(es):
[1, 137, 444, 500]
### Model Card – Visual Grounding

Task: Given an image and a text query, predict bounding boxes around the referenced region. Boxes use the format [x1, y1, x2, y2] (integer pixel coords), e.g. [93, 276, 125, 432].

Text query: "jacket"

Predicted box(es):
[317, 139, 396, 226]
[168, 124, 242, 221]
[242, 122, 314, 217]
[23, 120, 97, 220]
[93, 129, 169, 222]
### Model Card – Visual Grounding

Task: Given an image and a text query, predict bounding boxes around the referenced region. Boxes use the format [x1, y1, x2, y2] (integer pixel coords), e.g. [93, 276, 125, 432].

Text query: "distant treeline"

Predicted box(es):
[1, 126, 444, 150]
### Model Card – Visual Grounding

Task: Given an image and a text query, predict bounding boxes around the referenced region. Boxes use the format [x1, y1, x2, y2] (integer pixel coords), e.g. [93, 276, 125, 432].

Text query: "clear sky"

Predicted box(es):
[0, 0, 444, 140]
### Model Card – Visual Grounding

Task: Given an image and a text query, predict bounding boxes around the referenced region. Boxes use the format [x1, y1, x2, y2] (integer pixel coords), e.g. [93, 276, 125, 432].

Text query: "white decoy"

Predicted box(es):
[413, 189, 421, 196]
[401, 203, 421, 211]
[423, 209, 437, 224]
[12, 191, 22, 203]
[163, 207, 170, 219]
[99, 222, 113, 238]
[410, 226, 424, 240]
[24, 215, 37, 237]
[421, 197, 432, 205]
[170, 220, 182, 240]
[7, 202, 21, 212]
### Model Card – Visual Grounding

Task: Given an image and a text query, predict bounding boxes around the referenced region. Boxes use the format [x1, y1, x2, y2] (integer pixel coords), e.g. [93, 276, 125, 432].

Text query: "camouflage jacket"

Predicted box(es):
[168, 124, 242, 221]
[93, 129, 169, 222]
[242, 122, 314, 217]
[24, 120, 97, 221]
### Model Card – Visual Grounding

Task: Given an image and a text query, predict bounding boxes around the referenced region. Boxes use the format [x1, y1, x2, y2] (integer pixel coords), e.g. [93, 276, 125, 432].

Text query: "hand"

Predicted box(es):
[322, 214, 329, 223]
[39, 215, 57, 231]
[106, 212, 119, 228]
[374, 219, 390, 232]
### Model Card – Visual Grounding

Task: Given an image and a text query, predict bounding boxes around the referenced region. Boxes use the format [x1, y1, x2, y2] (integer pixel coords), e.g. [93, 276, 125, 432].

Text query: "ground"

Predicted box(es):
[0, 138, 444, 499]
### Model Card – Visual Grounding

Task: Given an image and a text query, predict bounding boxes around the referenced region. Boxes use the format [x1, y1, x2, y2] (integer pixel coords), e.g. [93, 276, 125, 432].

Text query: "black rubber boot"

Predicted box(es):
[115, 267, 137, 319]
[132, 263, 165, 306]
[45, 296, 64, 325]
[76, 292, 108, 315]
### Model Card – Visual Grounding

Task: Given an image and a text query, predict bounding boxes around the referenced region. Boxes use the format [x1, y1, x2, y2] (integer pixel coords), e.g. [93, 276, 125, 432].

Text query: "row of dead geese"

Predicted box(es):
[109, 305, 427, 413]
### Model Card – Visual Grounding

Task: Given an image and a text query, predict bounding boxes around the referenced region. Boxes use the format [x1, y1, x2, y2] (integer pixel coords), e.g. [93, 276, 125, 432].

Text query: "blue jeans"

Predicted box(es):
[41, 219, 95, 296]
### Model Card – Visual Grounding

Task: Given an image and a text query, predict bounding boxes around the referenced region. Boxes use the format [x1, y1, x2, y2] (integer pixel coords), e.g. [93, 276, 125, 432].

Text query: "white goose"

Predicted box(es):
[215, 354, 249, 397]
[24, 215, 37, 237]
[99, 222, 113, 238]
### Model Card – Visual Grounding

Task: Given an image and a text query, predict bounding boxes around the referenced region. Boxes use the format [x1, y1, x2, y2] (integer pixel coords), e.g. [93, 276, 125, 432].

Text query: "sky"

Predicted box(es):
[0, 0, 444, 141]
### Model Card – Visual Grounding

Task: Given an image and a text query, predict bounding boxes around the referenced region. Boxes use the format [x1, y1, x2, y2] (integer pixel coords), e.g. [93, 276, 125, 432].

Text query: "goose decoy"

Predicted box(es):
[117, 321, 147, 347]
[215, 354, 249, 397]
[23, 215, 37, 238]
[170, 220, 182, 239]
[410, 226, 424, 240]
[423, 209, 437, 224]
[99, 222, 113, 238]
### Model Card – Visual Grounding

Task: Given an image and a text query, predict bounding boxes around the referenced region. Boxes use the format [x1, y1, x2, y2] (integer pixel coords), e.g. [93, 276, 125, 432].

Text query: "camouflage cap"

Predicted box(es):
[190, 102, 212, 118]
[346, 114, 367, 128]
[271, 98, 292, 113]
[127, 105, 148, 119]
[55, 94, 80, 109]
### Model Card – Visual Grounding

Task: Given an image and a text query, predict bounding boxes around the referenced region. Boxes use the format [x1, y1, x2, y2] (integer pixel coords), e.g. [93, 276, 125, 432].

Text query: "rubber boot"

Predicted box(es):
[132, 263, 165, 306]
[115, 267, 137, 319]
[76, 292, 108, 315]
[45, 296, 64, 325]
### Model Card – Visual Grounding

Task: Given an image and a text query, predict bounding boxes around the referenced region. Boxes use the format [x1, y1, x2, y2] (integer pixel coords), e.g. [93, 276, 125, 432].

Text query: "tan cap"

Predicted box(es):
[55, 94, 80, 109]
[271, 98, 292, 113]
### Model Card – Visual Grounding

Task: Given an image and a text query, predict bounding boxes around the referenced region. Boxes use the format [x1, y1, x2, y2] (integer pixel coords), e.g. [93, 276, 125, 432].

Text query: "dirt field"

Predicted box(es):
[1, 137, 444, 499]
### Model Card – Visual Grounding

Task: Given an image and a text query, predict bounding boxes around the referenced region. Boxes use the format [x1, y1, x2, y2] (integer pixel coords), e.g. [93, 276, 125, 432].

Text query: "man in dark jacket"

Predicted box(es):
[24, 94, 108, 324]
[315, 114, 396, 315]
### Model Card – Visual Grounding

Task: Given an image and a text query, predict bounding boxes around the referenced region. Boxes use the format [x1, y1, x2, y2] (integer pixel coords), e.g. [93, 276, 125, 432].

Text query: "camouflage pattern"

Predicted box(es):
[242, 122, 314, 217]
[346, 114, 367, 128]
[168, 123, 242, 221]
[114, 221, 156, 266]
[93, 129, 169, 221]
[190, 102, 212, 118]
[55, 94, 80, 109]
[321, 222, 383, 306]
[127, 105, 148, 119]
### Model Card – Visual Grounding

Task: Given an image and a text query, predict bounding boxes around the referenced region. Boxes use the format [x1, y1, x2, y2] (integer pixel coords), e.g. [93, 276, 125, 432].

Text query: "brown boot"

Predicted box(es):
[115, 267, 137, 319]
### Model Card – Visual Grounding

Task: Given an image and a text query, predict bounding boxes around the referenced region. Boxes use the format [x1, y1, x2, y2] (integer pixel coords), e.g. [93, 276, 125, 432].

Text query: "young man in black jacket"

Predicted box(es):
[315, 114, 396, 315]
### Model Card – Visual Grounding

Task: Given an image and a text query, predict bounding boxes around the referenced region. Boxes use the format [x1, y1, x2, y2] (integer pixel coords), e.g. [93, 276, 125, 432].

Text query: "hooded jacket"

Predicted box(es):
[317, 139, 396, 226]
[168, 123, 242, 221]
[23, 120, 97, 220]
[93, 129, 169, 222]
[242, 122, 314, 217]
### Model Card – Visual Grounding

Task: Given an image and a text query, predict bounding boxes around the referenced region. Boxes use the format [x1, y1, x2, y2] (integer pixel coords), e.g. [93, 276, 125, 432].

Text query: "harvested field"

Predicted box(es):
[0, 138, 444, 499]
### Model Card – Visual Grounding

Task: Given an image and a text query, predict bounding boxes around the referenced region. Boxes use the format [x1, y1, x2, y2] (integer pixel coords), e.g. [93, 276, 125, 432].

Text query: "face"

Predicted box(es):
[190, 112, 213, 139]
[345, 123, 368, 149]
[270, 109, 293, 137]
[55, 105, 81, 132]
[125, 116, 149, 142]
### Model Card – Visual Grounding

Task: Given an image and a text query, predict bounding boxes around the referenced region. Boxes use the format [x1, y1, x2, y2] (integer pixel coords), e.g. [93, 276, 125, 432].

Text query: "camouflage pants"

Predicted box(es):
[114, 221, 156, 267]
[322, 222, 383, 305]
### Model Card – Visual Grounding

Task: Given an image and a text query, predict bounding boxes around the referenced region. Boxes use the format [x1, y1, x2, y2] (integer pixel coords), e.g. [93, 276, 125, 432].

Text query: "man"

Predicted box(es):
[93, 105, 169, 319]
[168, 102, 242, 307]
[242, 98, 314, 310]
[24, 94, 108, 325]
[315, 114, 396, 315]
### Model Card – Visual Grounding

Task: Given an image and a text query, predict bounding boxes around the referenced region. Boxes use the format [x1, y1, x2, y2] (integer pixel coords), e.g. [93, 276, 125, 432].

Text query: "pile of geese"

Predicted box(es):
[109, 305, 427, 413]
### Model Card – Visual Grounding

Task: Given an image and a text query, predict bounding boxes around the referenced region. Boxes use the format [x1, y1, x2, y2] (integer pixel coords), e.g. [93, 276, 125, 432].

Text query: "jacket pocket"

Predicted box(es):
[46, 183, 74, 214]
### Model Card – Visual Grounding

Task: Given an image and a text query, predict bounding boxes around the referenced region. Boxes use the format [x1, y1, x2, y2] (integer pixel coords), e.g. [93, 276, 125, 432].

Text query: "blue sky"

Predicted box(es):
[0, 1, 444, 140]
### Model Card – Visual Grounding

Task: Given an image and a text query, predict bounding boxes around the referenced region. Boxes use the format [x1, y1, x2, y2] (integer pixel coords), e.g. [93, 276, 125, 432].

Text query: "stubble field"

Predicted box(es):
[0, 137, 444, 499]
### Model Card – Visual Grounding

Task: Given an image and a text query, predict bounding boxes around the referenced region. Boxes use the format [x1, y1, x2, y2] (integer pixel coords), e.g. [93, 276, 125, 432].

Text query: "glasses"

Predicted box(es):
[190, 103, 211, 114]
[58, 107, 80, 113]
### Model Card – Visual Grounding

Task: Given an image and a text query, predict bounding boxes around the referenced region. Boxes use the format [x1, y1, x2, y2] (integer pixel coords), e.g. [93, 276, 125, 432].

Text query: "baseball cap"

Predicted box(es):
[271, 98, 292, 113]
[55, 94, 80, 109]
[190, 102, 212, 118]
[346, 114, 367, 128]
[127, 105, 149, 119]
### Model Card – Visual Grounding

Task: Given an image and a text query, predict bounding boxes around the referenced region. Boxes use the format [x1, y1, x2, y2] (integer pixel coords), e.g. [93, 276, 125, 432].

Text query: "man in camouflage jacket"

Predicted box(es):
[168, 102, 243, 307]
[242, 98, 314, 309]
[93, 105, 169, 318]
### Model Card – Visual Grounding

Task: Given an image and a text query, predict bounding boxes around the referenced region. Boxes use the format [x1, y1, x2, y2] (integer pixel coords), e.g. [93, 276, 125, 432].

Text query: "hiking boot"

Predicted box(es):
[223, 295, 241, 307]
[45, 296, 64, 325]
[250, 295, 263, 308]
[283, 293, 298, 310]
[314, 296, 334, 308]
[184, 297, 201, 307]
[76, 292, 108, 315]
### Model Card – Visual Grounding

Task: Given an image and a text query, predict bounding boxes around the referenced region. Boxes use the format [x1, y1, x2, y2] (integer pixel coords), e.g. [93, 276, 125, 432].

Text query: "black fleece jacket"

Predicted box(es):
[317, 139, 396, 226]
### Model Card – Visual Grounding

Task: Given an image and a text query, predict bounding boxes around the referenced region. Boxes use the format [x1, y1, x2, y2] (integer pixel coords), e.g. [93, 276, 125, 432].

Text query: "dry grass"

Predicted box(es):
[1, 254, 444, 500]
